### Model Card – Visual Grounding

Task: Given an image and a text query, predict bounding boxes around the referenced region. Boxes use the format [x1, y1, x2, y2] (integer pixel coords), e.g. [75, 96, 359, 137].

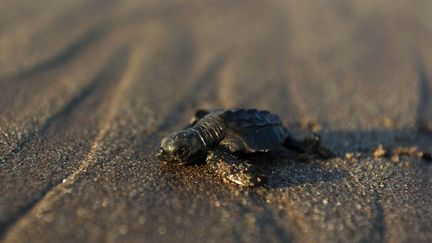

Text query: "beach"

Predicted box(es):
[1, 1, 432, 242]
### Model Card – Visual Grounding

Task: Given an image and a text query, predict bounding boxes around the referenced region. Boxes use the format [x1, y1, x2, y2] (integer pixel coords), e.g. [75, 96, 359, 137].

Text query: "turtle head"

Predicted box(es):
[156, 129, 206, 164]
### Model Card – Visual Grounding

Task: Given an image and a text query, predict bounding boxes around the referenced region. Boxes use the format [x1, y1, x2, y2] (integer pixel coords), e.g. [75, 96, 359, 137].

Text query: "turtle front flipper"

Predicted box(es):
[188, 109, 209, 127]
[206, 147, 266, 187]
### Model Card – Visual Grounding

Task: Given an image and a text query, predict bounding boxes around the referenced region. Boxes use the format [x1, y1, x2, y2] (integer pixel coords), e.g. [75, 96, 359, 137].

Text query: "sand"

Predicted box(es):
[1, 0, 432, 242]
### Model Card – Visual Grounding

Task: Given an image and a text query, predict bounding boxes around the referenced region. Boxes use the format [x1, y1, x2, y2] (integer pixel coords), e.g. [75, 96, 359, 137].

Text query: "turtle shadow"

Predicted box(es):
[263, 126, 432, 189]
[319, 128, 432, 155]
[264, 159, 347, 189]
[239, 149, 346, 189]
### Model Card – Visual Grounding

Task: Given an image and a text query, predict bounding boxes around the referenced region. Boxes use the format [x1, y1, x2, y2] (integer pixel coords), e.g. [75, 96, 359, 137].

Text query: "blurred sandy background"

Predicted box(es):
[1, 1, 432, 242]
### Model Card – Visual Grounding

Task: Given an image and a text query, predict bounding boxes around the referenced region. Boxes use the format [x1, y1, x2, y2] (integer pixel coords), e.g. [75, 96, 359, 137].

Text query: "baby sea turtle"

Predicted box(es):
[156, 109, 329, 186]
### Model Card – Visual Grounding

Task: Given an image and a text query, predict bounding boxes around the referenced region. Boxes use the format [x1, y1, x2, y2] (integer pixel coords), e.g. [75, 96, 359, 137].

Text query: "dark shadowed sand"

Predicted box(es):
[1, 1, 432, 242]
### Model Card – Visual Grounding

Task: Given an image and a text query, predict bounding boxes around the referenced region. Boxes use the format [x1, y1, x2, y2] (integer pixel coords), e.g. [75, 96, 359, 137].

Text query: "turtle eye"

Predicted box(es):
[175, 147, 187, 157]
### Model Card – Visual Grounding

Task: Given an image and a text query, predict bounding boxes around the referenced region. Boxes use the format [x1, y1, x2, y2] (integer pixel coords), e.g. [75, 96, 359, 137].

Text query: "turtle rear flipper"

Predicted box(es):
[283, 133, 320, 153]
[283, 133, 334, 159]
[206, 148, 266, 187]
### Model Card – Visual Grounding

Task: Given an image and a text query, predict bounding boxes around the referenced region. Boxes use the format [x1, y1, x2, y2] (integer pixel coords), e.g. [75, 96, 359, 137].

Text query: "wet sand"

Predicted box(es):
[1, 1, 432, 242]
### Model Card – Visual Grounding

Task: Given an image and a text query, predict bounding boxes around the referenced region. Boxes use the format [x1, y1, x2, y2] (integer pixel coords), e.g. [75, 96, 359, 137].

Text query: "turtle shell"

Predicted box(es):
[217, 109, 288, 153]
